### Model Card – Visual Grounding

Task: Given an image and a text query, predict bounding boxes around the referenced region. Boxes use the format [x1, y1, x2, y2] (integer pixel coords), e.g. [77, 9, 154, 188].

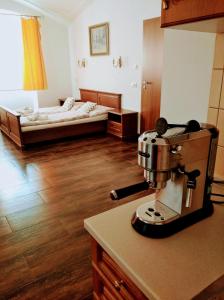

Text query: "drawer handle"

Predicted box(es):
[114, 280, 124, 291]
[162, 0, 169, 9]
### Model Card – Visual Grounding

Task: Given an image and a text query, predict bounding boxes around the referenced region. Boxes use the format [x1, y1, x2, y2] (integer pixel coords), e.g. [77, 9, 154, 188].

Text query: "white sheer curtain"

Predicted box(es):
[0, 11, 23, 90]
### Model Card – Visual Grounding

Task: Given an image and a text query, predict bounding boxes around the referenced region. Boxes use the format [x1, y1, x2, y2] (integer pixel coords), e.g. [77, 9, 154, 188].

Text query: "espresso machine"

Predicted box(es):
[110, 118, 219, 237]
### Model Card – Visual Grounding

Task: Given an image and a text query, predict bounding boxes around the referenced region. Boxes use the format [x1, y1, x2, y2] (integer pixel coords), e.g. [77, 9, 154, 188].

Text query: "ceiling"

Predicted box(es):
[23, 0, 93, 21]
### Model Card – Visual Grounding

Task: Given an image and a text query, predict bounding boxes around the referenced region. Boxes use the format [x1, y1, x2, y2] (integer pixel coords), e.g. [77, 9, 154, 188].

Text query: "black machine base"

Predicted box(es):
[131, 201, 214, 238]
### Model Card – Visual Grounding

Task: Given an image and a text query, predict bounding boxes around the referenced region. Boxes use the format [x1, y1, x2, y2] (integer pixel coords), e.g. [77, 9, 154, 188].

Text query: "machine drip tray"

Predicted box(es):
[131, 199, 214, 238]
[133, 199, 179, 225]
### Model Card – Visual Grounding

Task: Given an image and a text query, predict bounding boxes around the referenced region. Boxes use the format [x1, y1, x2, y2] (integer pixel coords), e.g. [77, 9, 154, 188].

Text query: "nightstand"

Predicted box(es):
[58, 98, 66, 106]
[107, 109, 138, 139]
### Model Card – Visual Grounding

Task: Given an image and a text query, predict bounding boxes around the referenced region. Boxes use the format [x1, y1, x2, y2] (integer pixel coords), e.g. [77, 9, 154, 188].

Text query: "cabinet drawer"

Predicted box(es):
[108, 120, 122, 131]
[100, 254, 135, 300]
[103, 285, 118, 300]
[107, 120, 122, 136]
[93, 264, 123, 300]
[97, 249, 147, 299]
[91, 238, 148, 300]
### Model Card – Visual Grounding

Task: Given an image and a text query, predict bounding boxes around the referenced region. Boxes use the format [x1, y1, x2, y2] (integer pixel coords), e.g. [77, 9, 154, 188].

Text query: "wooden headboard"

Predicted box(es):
[80, 89, 121, 109]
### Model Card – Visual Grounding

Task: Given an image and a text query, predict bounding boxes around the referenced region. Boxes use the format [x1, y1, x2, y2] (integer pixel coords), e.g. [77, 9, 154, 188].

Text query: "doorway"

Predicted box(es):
[141, 17, 164, 132]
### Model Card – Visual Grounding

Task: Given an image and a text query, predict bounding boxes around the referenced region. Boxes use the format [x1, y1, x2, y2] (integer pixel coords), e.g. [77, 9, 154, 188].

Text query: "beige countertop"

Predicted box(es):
[84, 194, 224, 300]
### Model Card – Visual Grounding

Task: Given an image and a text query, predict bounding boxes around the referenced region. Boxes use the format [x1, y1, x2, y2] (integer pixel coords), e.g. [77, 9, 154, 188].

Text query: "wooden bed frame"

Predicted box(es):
[0, 89, 121, 148]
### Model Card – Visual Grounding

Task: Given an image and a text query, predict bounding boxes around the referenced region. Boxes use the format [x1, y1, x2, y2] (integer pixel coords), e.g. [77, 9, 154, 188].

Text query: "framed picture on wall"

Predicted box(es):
[89, 22, 109, 56]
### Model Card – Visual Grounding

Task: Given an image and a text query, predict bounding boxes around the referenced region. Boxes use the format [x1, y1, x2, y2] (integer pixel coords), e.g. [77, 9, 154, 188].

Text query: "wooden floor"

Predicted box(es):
[0, 133, 148, 300]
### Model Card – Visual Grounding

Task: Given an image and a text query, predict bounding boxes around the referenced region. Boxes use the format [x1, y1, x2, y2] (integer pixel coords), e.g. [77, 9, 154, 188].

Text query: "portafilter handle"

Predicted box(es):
[110, 181, 149, 200]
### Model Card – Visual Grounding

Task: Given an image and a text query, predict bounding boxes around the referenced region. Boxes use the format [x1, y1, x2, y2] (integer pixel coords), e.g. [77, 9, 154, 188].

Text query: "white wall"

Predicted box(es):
[0, 0, 216, 123]
[0, 91, 38, 110]
[69, 0, 215, 125]
[0, 0, 72, 109]
[161, 29, 215, 123]
[69, 0, 161, 112]
[38, 17, 72, 107]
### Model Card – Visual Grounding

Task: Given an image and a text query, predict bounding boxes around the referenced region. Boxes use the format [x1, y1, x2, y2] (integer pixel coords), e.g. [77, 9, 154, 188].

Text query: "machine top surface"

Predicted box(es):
[139, 126, 212, 147]
[141, 127, 186, 139]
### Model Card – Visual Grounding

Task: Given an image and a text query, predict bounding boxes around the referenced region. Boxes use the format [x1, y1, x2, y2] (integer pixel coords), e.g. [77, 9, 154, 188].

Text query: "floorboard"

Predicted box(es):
[0, 133, 148, 299]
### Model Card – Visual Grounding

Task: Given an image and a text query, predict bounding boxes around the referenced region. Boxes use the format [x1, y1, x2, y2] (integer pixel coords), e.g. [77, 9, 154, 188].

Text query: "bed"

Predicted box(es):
[0, 89, 121, 148]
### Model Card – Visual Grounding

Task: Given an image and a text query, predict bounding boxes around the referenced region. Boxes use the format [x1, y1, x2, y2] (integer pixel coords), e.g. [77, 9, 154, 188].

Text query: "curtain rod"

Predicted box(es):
[0, 12, 41, 18]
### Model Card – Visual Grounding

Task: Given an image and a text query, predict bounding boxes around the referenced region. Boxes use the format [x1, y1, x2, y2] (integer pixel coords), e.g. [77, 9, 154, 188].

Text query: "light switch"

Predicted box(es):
[131, 82, 137, 88]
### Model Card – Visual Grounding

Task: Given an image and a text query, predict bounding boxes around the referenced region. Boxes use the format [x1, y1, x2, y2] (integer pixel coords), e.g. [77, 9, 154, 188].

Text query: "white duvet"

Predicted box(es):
[37, 102, 83, 114]
[20, 103, 112, 127]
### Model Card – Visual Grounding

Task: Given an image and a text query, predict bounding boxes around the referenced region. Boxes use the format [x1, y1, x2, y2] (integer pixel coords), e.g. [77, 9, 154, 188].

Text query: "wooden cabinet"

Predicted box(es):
[0, 107, 23, 148]
[107, 109, 138, 139]
[161, 0, 224, 32]
[91, 238, 148, 300]
[0, 108, 9, 134]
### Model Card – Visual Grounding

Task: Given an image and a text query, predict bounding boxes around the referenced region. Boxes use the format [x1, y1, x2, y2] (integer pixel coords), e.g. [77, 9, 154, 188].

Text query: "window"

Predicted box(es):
[0, 11, 23, 90]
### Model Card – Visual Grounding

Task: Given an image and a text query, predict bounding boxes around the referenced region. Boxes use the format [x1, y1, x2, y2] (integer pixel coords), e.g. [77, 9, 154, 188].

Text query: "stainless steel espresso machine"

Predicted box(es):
[110, 118, 219, 237]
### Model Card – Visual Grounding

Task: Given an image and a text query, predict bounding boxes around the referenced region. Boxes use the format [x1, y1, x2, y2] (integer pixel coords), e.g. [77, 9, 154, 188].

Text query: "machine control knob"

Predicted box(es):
[154, 211, 161, 217]
[155, 118, 201, 137]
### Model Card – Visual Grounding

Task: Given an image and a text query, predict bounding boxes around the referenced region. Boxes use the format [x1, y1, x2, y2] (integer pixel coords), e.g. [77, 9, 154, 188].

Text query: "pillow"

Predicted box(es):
[16, 106, 33, 116]
[70, 102, 83, 111]
[62, 97, 75, 111]
[27, 113, 39, 121]
[95, 104, 113, 111]
[38, 114, 48, 120]
[89, 107, 108, 117]
[77, 101, 97, 113]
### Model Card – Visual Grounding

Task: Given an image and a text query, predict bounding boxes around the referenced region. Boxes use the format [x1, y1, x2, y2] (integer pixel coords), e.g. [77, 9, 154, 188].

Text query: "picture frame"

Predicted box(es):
[89, 22, 109, 56]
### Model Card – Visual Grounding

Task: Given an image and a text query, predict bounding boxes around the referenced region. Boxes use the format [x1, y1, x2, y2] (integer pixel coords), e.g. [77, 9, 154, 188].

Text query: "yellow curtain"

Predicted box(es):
[21, 17, 47, 90]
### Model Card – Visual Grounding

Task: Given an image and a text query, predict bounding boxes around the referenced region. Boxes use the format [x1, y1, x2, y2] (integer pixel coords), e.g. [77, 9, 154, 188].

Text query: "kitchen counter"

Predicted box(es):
[84, 194, 224, 300]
